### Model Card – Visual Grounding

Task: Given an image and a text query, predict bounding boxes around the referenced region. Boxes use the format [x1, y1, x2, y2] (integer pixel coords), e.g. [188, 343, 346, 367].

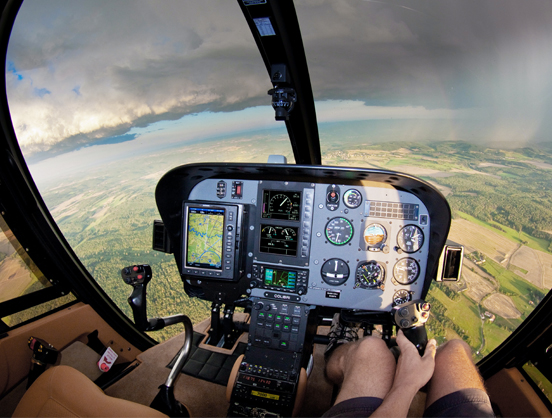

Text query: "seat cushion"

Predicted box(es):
[13, 365, 167, 417]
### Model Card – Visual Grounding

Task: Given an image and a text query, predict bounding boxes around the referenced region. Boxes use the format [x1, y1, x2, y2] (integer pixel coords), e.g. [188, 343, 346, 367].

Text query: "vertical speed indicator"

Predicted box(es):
[325, 217, 354, 245]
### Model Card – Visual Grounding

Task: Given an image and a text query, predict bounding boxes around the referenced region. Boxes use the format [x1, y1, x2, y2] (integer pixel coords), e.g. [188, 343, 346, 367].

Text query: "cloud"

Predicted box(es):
[6, 0, 552, 158]
[7, 0, 270, 154]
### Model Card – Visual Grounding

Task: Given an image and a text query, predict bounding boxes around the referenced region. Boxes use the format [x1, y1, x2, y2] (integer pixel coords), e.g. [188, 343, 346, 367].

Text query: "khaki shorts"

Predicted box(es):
[323, 388, 495, 417]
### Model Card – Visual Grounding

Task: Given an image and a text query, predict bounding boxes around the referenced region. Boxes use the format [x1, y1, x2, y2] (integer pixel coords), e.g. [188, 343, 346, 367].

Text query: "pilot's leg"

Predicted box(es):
[325, 336, 396, 410]
[424, 339, 494, 417]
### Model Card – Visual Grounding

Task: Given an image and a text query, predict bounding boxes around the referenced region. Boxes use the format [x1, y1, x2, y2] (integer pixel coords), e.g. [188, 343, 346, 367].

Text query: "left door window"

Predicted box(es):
[0, 214, 75, 328]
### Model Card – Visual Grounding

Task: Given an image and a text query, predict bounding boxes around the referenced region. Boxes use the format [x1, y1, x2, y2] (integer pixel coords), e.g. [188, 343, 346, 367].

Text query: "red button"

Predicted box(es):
[137, 275, 143, 280]
[133, 266, 139, 272]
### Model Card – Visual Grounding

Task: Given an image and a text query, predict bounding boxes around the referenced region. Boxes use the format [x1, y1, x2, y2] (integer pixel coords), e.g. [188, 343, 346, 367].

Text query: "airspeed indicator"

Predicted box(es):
[325, 217, 354, 245]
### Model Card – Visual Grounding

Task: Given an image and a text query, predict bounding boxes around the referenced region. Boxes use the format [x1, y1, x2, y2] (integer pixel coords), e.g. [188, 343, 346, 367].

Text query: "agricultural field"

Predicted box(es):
[448, 218, 518, 264]
[30, 139, 552, 348]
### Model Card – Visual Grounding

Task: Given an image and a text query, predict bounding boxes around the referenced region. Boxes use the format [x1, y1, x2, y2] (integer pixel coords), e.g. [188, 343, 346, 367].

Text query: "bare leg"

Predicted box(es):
[426, 339, 486, 408]
[326, 336, 397, 404]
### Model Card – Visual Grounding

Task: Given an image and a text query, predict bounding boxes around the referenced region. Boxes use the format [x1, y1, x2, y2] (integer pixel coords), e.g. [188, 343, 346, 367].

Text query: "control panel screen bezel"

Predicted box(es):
[263, 267, 298, 291]
[259, 224, 299, 256]
[184, 205, 225, 271]
[181, 201, 241, 281]
[261, 190, 302, 221]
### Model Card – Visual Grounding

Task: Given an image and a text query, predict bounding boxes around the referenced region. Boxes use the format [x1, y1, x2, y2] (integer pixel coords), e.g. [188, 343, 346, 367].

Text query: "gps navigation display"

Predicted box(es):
[185, 207, 224, 270]
[263, 268, 297, 291]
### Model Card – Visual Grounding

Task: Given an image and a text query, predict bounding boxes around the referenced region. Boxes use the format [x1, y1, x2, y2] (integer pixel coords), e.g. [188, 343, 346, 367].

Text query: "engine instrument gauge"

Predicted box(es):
[397, 225, 424, 253]
[325, 217, 354, 245]
[393, 258, 420, 284]
[262, 190, 301, 220]
[355, 261, 385, 288]
[281, 227, 297, 239]
[262, 225, 276, 238]
[321, 258, 350, 286]
[364, 223, 387, 249]
[343, 189, 362, 209]
[269, 194, 293, 215]
[393, 289, 412, 305]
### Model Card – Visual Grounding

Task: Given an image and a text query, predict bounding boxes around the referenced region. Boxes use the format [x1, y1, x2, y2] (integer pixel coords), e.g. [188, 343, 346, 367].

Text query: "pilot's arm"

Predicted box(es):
[371, 330, 437, 418]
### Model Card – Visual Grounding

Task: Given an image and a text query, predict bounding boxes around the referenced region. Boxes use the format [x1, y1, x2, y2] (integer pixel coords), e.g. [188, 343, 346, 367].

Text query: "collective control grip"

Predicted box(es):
[393, 299, 430, 355]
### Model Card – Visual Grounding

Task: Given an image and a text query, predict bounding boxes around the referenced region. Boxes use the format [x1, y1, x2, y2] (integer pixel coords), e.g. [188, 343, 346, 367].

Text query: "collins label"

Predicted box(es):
[264, 292, 301, 302]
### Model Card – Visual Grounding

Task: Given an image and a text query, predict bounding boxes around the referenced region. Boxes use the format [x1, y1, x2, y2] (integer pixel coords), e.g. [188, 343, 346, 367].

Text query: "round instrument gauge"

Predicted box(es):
[397, 225, 424, 253]
[393, 258, 420, 285]
[321, 258, 350, 286]
[262, 225, 276, 238]
[393, 289, 412, 306]
[356, 261, 385, 288]
[268, 194, 293, 216]
[343, 189, 363, 209]
[325, 217, 354, 245]
[281, 227, 297, 240]
[364, 223, 387, 248]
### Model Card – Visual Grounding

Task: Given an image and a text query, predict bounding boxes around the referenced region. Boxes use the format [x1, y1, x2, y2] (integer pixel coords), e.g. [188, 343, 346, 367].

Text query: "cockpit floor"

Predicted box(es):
[104, 318, 335, 417]
[104, 320, 425, 417]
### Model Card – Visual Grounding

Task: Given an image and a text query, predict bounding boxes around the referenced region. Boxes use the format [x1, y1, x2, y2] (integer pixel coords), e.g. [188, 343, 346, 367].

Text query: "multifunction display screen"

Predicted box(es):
[263, 268, 297, 291]
[261, 190, 301, 221]
[259, 224, 298, 256]
[185, 207, 224, 270]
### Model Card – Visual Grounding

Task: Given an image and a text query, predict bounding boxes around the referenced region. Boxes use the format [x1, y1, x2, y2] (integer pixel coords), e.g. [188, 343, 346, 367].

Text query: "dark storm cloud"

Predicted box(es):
[296, 0, 552, 109]
[6, 0, 552, 155]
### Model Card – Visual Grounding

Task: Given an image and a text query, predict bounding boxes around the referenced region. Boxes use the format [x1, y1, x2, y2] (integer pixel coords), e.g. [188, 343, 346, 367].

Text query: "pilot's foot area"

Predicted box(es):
[324, 313, 360, 361]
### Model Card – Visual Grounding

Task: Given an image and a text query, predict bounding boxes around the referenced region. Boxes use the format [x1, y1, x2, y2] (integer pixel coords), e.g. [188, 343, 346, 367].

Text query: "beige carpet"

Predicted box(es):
[104, 318, 336, 417]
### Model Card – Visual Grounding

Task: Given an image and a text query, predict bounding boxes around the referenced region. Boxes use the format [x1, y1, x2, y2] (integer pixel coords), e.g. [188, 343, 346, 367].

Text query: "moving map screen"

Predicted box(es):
[263, 268, 297, 290]
[185, 207, 225, 270]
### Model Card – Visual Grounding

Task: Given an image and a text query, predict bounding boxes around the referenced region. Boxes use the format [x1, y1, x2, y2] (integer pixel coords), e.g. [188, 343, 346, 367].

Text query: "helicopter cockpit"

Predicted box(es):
[4, 0, 552, 417]
[149, 161, 454, 416]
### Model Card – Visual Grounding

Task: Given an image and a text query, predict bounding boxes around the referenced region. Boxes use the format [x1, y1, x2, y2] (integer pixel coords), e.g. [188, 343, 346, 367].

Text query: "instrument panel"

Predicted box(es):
[155, 163, 451, 313]
[182, 177, 431, 311]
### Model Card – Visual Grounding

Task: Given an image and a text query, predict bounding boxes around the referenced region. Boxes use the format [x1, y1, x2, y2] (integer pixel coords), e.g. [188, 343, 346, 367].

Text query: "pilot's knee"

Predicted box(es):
[354, 336, 393, 361]
[437, 338, 472, 359]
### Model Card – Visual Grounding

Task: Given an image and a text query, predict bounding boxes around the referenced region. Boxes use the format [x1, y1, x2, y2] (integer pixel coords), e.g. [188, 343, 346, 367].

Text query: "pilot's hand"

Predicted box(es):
[394, 329, 437, 393]
[370, 331, 438, 418]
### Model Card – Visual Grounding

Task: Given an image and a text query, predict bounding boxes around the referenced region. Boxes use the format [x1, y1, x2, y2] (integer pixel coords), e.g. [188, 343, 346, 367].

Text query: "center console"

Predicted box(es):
[228, 298, 313, 417]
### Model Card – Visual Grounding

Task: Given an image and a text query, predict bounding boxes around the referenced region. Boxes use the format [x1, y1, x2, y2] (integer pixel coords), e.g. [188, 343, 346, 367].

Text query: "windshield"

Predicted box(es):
[296, 0, 552, 359]
[6, 0, 552, 354]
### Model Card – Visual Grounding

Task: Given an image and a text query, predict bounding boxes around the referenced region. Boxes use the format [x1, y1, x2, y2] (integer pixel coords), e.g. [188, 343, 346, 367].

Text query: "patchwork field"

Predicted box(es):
[483, 293, 521, 319]
[462, 268, 495, 302]
[510, 246, 544, 288]
[448, 219, 518, 263]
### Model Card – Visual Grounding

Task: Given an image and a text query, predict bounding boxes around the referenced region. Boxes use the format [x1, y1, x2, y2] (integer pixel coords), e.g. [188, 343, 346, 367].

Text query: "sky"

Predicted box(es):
[6, 0, 552, 163]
